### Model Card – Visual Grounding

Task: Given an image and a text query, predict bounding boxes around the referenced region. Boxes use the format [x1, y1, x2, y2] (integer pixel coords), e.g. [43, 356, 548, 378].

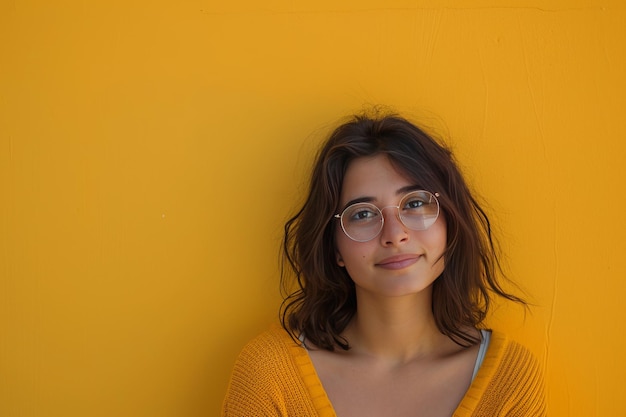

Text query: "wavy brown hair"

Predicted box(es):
[281, 111, 524, 350]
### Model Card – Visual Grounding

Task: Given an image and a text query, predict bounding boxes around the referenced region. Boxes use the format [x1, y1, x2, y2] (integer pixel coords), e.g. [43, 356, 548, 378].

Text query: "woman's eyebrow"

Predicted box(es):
[396, 184, 424, 195]
[342, 196, 375, 210]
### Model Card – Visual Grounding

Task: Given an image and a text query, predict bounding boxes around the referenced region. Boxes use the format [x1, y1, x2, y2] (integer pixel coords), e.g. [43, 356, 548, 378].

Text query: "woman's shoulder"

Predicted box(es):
[222, 325, 326, 416]
[460, 330, 546, 416]
[485, 330, 543, 378]
[233, 324, 302, 371]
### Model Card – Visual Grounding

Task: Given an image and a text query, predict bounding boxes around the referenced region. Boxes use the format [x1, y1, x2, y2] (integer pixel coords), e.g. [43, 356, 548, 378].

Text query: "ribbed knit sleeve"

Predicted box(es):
[221, 326, 335, 417]
[454, 332, 546, 417]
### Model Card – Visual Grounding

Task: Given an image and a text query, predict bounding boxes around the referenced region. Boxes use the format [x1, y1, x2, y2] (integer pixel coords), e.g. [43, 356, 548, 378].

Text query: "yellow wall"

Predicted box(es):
[2, 1, 625, 415]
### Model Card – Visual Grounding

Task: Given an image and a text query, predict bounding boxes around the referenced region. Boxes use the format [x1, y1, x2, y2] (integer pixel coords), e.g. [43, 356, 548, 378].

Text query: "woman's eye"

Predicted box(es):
[348, 208, 378, 222]
[404, 199, 425, 209]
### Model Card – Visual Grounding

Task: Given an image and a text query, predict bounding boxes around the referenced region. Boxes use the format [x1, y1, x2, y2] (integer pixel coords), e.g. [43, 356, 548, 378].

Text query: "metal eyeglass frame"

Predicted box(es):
[333, 190, 440, 242]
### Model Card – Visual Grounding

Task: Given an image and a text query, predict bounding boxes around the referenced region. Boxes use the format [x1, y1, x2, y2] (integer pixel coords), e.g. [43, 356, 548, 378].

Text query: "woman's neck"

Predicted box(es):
[342, 290, 448, 364]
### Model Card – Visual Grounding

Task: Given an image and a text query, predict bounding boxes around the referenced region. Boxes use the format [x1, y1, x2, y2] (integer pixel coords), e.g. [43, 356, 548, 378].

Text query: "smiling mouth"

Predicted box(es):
[376, 255, 421, 270]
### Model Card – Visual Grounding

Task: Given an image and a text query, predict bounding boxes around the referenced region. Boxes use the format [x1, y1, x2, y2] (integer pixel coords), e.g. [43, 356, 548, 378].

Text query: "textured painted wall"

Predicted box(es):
[2, 1, 625, 415]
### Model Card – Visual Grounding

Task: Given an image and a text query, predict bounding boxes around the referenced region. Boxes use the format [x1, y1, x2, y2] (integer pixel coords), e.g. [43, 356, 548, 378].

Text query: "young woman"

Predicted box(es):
[222, 112, 546, 416]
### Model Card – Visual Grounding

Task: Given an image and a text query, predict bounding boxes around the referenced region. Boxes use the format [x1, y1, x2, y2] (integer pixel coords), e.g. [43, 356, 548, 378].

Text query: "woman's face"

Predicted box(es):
[334, 154, 447, 299]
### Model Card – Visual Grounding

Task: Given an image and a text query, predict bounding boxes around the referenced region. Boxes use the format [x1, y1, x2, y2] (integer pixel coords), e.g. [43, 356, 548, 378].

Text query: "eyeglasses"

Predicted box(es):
[333, 190, 440, 242]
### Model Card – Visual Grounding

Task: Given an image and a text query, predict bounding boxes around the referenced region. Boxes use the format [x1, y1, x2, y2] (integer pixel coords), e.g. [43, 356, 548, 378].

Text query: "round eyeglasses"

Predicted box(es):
[333, 190, 440, 242]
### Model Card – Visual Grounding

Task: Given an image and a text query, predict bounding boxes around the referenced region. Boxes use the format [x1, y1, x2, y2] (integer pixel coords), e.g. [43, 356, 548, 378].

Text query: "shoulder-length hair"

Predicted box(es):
[281, 112, 524, 350]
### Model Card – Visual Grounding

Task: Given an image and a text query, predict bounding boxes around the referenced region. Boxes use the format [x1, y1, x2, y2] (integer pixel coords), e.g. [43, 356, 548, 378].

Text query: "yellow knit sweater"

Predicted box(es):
[222, 326, 545, 416]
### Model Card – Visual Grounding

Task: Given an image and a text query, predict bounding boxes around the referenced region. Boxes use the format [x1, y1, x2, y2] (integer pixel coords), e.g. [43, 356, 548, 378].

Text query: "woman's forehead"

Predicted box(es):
[340, 155, 419, 201]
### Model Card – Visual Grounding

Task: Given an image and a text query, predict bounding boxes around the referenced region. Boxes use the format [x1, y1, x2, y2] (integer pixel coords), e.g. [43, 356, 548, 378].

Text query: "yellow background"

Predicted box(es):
[2, 1, 625, 416]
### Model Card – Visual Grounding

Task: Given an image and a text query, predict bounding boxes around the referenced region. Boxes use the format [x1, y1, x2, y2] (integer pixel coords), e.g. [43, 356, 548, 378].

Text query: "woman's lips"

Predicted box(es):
[376, 254, 421, 270]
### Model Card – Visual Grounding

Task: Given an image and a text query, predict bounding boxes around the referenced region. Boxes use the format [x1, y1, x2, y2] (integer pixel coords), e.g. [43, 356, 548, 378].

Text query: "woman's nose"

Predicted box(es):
[379, 206, 409, 246]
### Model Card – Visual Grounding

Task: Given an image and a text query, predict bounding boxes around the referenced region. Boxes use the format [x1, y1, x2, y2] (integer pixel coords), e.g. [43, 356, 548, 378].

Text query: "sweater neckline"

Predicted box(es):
[278, 326, 507, 417]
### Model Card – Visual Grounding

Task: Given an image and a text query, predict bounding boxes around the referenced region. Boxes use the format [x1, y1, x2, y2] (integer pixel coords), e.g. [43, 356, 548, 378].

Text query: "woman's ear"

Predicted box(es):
[336, 252, 345, 267]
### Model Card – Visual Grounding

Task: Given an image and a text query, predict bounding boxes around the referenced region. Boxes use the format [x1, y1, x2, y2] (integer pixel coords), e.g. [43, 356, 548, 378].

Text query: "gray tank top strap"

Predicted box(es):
[471, 329, 492, 381]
